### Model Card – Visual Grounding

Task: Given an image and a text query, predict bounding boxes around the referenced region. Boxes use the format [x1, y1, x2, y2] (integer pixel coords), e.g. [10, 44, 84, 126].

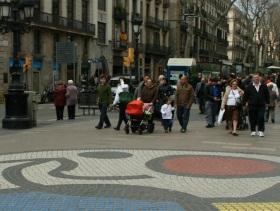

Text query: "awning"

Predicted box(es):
[167, 58, 196, 66]
[221, 60, 233, 66]
[266, 65, 280, 69]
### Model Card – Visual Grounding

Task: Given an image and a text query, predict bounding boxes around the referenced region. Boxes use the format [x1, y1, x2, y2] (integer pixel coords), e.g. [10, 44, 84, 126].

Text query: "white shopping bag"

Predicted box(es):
[217, 109, 225, 125]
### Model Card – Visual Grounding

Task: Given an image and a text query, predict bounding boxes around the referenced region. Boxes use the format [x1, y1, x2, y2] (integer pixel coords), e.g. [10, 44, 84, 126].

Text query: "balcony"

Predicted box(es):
[217, 37, 228, 47]
[146, 16, 162, 29]
[193, 27, 201, 35]
[145, 44, 170, 56]
[214, 53, 228, 60]
[201, 31, 208, 38]
[33, 11, 95, 35]
[199, 49, 209, 56]
[162, 21, 170, 32]
[113, 7, 127, 21]
[112, 40, 127, 51]
[180, 22, 188, 31]
[132, 13, 143, 24]
[163, 0, 170, 8]
[155, 0, 162, 5]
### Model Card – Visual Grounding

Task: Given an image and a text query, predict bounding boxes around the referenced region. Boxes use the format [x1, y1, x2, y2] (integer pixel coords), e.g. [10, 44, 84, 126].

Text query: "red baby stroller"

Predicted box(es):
[125, 100, 155, 135]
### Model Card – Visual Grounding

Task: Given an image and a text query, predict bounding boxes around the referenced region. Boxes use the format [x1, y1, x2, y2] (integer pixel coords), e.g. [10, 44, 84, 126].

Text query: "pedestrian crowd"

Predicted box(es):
[52, 72, 280, 137]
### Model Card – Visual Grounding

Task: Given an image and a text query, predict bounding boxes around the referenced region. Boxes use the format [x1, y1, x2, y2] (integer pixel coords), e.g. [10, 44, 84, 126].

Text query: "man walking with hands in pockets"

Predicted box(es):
[243, 74, 270, 137]
[175, 76, 195, 133]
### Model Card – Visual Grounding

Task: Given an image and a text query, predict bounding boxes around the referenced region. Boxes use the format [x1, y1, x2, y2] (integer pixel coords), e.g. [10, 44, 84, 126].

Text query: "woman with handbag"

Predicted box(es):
[221, 80, 244, 136]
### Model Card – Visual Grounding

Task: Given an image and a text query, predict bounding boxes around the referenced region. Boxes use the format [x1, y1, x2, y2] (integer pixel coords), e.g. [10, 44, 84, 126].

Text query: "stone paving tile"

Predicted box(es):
[0, 150, 278, 210]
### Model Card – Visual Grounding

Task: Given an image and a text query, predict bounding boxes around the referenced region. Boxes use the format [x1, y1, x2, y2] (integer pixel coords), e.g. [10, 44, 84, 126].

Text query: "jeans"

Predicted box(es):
[56, 106, 64, 120]
[249, 106, 266, 132]
[265, 107, 275, 122]
[67, 105, 76, 119]
[97, 104, 111, 127]
[197, 97, 205, 113]
[162, 119, 173, 131]
[205, 101, 219, 126]
[176, 106, 190, 130]
[116, 103, 128, 129]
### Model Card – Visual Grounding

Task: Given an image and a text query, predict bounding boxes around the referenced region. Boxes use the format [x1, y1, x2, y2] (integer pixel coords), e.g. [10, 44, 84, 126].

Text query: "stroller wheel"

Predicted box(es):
[125, 124, 129, 134]
[131, 127, 137, 133]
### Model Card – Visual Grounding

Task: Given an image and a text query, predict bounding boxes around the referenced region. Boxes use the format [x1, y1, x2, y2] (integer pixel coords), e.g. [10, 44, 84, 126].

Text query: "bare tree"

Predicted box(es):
[237, 0, 272, 70]
[184, 0, 237, 61]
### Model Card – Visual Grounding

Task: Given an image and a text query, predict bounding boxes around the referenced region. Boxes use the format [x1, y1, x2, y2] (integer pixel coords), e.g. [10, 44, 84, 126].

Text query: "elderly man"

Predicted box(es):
[244, 74, 270, 137]
[175, 76, 195, 133]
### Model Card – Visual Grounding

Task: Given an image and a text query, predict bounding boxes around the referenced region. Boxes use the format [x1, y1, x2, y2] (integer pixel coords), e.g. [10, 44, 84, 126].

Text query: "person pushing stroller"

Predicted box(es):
[138, 78, 158, 123]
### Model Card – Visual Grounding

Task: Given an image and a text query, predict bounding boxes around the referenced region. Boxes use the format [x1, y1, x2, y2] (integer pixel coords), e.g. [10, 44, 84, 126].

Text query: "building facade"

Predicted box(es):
[0, 0, 113, 93]
[112, 0, 171, 80]
[227, 5, 253, 73]
[169, 0, 230, 72]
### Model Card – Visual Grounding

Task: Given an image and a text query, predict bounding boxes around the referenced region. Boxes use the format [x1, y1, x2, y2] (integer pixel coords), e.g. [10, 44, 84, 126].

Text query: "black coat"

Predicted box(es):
[243, 84, 270, 107]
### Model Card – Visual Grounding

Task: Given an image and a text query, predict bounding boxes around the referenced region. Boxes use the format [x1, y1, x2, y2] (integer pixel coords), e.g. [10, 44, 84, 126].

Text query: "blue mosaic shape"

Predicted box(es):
[0, 192, 185, 211]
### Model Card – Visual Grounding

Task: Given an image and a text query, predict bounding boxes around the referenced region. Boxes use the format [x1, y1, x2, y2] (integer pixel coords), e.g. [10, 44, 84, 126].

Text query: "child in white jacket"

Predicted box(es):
[161, 98, 175, 133]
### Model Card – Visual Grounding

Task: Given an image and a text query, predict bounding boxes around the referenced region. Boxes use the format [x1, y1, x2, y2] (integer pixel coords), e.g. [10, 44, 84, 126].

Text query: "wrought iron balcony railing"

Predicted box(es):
[163, 0, 170, 8]
[112, 40, 128, 51]
[145, 44, 170, 55]
[113, 7, 127, 20]
[146, 16, 162, 29]
[33, 11, 95, 35]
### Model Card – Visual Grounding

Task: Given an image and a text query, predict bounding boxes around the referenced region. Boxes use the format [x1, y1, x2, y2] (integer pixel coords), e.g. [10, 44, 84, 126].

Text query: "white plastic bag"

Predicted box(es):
[217, 109, 225, 125]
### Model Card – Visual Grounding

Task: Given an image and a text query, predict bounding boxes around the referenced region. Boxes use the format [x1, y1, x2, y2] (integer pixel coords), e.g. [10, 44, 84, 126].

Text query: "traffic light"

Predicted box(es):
[128, 48, 134, 64]
[123, 56, 130, 67]
[23, 56, 32, 72]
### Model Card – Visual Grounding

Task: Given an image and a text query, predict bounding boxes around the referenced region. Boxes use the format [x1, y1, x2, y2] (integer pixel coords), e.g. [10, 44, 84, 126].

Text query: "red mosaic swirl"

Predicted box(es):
[161, 156, 278, 176]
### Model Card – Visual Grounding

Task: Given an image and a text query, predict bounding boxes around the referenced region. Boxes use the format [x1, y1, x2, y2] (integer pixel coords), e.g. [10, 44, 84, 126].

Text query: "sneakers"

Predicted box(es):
[206, 124, 214, 128]
[258, 131, 265, 137]
[180, 129, 186, 133]
[250, 131, 265, 137]
[250, 131, 257, 136]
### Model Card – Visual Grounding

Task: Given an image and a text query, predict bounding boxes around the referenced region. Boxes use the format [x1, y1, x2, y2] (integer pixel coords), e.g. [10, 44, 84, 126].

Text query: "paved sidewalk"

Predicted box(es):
[0, 104, 279, 210]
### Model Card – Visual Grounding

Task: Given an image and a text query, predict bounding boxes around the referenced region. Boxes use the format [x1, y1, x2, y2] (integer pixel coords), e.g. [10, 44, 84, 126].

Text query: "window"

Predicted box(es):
[82, 0, 89, 28]
[52, 0, 60, 23]
[98, 0, 106, 11]
[98, 22, 106, 44]
[133, 0, 137, 13]
[53, 33, 60, 58]
[153, 32, 160, 47]
[155, 7, 159, 20]
[146, 4, 150, 18]
[34, 30, 41, 54]
[67, 0, 74, 20]
[52, 0, 60, 16]
[3, 73, 8, 84]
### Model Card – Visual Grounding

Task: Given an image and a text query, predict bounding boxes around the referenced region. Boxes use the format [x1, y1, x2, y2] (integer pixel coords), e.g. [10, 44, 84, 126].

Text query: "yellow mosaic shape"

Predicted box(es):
[213, 202, 280, 211]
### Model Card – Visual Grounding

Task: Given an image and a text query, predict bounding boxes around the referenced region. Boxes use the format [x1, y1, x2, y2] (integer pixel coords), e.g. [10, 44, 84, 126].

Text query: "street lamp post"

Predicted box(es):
[132, 14, 142, 83]
[0, 0, 35, 129]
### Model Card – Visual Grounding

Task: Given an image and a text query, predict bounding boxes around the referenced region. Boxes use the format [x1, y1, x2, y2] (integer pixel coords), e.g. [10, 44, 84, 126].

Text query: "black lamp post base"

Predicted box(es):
[2, 91, 33, 129]
[2, 117, 33, 129]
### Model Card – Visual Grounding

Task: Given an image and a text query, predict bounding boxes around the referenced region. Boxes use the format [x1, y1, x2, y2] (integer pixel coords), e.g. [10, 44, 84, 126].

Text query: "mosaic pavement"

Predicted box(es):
[0, 149, 279, 210]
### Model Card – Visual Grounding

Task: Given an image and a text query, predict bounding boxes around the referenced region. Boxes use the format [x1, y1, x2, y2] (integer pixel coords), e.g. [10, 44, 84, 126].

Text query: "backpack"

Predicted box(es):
[119, 91, 134, 104]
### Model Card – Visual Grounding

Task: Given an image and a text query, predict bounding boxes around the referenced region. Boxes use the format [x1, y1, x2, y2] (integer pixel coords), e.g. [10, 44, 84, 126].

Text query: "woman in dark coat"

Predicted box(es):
[156, 77, 174, 118]
[53, 80, 66, 120]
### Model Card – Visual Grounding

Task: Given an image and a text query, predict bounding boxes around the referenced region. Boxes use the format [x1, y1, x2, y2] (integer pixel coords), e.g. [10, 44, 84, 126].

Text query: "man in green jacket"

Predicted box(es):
[95, 75, 112, 129]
